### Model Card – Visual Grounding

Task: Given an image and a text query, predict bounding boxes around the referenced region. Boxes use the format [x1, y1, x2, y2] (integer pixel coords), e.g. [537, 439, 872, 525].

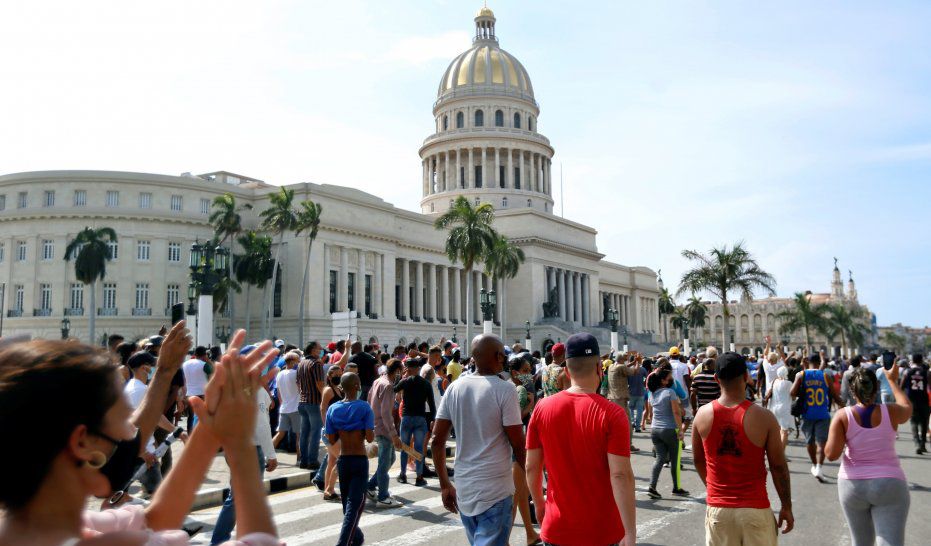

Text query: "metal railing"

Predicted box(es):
[64, 307, 84, 316]
[97, 308, 118, 316]
[6, 309, 23, 318]
[33, 308, 52, 317]
[132, 308, 152, 316]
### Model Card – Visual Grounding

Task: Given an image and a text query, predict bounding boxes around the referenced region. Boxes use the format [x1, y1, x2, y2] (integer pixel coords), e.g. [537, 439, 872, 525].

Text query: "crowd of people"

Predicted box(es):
[0, 322, 926, 546]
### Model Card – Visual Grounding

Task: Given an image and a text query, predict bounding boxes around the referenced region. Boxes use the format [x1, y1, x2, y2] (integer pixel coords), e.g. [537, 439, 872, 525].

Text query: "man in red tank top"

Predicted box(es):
[693, 352, 794, 546]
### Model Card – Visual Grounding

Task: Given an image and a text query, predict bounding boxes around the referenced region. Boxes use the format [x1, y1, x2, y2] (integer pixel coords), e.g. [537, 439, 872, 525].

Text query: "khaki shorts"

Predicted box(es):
[705, 506, 777, 546]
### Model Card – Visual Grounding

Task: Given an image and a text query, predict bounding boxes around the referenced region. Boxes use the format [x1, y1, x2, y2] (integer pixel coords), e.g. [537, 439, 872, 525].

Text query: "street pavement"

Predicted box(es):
[183, 427, 930, 545]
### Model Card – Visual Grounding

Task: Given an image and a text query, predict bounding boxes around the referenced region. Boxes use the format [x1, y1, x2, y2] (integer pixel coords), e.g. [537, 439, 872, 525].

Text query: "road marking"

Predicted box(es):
[636, 493, 707, 540]
[287, 495, 446, 545]
[364, 518, 463, 546]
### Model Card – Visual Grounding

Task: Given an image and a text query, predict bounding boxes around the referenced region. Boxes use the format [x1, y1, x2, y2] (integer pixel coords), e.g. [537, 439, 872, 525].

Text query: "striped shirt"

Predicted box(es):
[296, 358, 324, 405]
[691, 371, 721, 409]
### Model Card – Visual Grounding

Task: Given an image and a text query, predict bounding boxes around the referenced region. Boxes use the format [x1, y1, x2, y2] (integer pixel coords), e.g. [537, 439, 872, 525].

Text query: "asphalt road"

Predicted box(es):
[186, 426, 930, 545]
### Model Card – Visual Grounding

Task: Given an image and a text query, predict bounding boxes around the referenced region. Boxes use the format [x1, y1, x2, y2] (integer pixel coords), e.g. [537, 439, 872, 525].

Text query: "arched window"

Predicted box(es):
[528, 116, 534, 131]
[513, 112, 521, 129]
[443, 115, 448, 131]
[474, 197, 480, 206]
[456, 112, 464, 129]
[430, 202, 435, 212]
[527, 199, 532, 208]
[495, 110, 504, 127]
[501, 197, 508, 208]
[474, 109, 484, 127]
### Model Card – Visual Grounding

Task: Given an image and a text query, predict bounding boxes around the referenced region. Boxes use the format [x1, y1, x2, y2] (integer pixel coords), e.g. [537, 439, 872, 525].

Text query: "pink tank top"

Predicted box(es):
[838, 404, 905, 481]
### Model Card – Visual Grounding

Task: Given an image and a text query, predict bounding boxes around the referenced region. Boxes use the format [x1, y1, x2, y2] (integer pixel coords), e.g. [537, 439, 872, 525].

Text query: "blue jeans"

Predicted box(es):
[211, 446, 264, 545]
[460, 496, 513, 546]
[367, 435, 396, 500]
[399, 416, 428, 477]
[628, 395, 645, 430]
[298, 402, 322, 467]
[314, 431, 330, 485]
[336, 455, 369, 546]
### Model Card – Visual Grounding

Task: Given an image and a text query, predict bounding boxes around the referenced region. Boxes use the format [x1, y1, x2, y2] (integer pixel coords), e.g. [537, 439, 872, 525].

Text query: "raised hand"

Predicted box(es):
[156, 321, 192, 373]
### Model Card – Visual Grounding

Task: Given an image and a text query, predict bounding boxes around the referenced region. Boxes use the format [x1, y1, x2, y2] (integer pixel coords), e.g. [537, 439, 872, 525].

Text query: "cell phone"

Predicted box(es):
[881, 351, 896, 370]
[171, 302, 185, 326]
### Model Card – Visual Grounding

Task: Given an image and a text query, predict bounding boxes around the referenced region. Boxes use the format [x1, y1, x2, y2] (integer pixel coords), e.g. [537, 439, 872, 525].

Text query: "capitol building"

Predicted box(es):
[0, 7, 662, 350]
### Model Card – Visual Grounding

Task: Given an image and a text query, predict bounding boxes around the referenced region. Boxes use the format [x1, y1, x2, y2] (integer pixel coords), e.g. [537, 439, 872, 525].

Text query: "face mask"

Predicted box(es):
[98, 430, 143, 500]
[518, 373, 533, 385]
[146, 366, 154, 382]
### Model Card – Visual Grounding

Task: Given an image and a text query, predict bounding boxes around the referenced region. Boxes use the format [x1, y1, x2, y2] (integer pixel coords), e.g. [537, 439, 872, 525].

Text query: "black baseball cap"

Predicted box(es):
[715, 351, 747, 381]
[127, 351, 157, 370]
[566, 333, 599, 359]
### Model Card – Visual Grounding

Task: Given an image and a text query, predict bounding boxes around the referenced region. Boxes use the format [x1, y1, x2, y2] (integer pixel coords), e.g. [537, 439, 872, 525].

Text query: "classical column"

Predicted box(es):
[455, 149, 461, 189]
[558, 270, 568, 321]
[530, 153, 536, 192]
[481, 147, 487, 188]
[373, 252, 382, 318]
[429, 263, 438, 321]
[507, 148, 514, 189]
[494, 148, 500, 188]
[322, 243, 330, 313]
[517, 151, 523, 190]
[546, 158, 552, 195]
[567, 272, 576, 323]
[453, 267, 462, 322]
[339, 246, 349, 312]
[468, 148, 474, 188]
[357, 250, 366, 317]
[422, 160, 428, 196]
[573, 272, 582, 323]
[581, 274, 590, 326]
[414, 261, 424, 320]
[440, 265, 449, 322]
[400, 258, 410, 320]
[444, 151, 451, 192]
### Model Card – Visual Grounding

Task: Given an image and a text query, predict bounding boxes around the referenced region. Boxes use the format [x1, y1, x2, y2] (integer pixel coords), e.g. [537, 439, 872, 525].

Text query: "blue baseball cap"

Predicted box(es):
[566, 333, 599, 359]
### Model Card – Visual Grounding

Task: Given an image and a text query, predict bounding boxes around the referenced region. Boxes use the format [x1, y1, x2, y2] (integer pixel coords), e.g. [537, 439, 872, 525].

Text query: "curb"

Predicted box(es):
[189, 446, 456, 510]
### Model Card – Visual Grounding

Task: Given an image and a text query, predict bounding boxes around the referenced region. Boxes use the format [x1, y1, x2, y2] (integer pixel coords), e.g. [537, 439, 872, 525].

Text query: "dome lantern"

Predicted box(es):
[474, 4, 497, 43]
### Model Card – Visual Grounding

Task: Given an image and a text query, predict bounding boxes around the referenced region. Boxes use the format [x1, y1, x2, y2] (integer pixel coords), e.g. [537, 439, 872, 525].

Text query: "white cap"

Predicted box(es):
[274, 339, 285, 348]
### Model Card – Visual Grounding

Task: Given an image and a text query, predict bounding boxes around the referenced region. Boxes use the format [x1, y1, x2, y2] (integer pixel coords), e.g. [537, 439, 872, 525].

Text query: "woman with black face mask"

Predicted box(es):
[0, 329, 281, 546]
[316, 366, 345, 501]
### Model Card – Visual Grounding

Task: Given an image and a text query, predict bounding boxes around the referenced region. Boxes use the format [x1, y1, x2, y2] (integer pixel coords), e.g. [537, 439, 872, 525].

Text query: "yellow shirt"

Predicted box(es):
[447, 361, 463, 381]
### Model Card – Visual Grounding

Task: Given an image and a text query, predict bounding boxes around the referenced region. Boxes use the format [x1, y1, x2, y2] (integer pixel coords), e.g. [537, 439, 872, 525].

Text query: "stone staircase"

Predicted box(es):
[531, 319, 666, 356]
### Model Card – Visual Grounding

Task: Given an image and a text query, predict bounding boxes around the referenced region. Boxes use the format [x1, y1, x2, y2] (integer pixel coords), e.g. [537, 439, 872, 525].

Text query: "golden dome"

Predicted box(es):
[438, 43, 533, 99]
[476, 6, 495, 18]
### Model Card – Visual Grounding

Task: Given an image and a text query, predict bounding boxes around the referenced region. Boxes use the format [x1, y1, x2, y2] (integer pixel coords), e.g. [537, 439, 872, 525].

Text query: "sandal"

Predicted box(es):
[323, 492, 341, 502]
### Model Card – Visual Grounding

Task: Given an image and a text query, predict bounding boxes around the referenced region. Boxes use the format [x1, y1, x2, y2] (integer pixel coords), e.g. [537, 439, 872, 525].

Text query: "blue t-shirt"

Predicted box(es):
[875, 367, 893, 398]
[324, 399, 375, 435]
[627, 367, 647, 397]
[650, 388, 678, 430]
[802, 369, 831, 420]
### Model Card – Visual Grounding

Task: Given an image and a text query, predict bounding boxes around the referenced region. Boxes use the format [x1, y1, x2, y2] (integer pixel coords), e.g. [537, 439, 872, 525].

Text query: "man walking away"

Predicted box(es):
[901, 354, 930, 454]
[325, 372, 375, 546]
[297, 342, 325, 470]
[693, 352, 794, 546]
[526, 333, 636, 546]
[432, 334, 525, 546]
[349, 341, 378, 401]
[791, 353, 840, 481]
[394, 357, 436, 486]
[607, 353, 640, 452]
[273, 351, 302, 458]
[367, 359, 403, 506]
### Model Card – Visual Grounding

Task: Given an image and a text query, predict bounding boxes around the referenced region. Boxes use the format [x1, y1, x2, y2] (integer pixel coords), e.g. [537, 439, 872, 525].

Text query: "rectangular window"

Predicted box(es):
[40, 284, 52, 310]
[135, 283, 149, 309]
[0, 194, 6, 210]
[170, 195, 183, 211]
[102, 283, 117, 309]
[139, 192, 152, 209]
[43, 190, 55, 207]
[17, 192, 27, 209]
[166, 284, 180, 307]
[73, 190, 86, 207]
[106, 191, 119, 207]
[329, 271, 338, 313]
[136, 240, 150, 261]
[499, 166, 506, 188]
[14, 285, 24, 311]
[347, 272, 356, 312]
[70, 283, 84, 310]
[200, 198, 210, 215]
[514, 167, 521, 189]
[167, 242, 181, 263]
[474, 166, 482, 188]
[42, 240, 53, 261]
[364, 274, 372, 316]
[0, 243, 4, 262]
[273, 269, 282, 317]
[16, 241, 26, 262]
[107, 240, 118, 260]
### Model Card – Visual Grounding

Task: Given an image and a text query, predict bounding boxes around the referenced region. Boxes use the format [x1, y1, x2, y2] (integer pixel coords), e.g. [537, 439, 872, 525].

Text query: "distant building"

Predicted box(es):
[876, 323, 930, 355]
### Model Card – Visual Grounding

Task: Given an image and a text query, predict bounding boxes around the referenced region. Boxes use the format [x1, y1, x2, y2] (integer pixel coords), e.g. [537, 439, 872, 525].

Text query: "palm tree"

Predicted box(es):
[684, 295, 709, 332]
[210, 193, 252, 330]
[434, 196, 497, 351]
[658, 287, 676, 343]
[822, 304, 869, 358]
[234, 231, 274, 334]
[64, 227, 117, 343]
[678, 242, 777, 349]
[483, 233, 525, 339]
[294, 199, 323, 348]
[669, 305, 688, 343]
[259, 187, 298, 339]
[777, 292, 828, 353]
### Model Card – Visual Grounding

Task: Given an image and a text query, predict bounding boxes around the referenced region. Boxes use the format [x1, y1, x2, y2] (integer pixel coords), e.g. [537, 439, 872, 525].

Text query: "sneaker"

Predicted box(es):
[376, 497, 400, 507]
[366, 488, 377, 500]
[397, 475, 407, 484]
[422, 467, 437, 478]
[313, 480, 324, 492]
[415, 477, 428, 487]
[647, 487, 662, 499]
[814, 465, 825, 482]
[630, 446, 641, 453]
[810, 465, 819, 478]
[672, 488, 690, 497]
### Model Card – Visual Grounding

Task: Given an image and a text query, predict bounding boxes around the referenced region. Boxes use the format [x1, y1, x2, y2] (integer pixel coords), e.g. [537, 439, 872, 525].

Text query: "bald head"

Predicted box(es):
[340, 372, 361, 399]
[471, 333, 505, 375]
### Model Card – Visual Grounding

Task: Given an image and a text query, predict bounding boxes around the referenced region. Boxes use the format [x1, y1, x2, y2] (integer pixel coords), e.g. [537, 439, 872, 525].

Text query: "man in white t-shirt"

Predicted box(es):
[761, 343, 785, 405]
[124, 352, 178, 494]
[273, 351, 302, 457]
[181, 346, 211, 398]
[432, 334, 525, 546]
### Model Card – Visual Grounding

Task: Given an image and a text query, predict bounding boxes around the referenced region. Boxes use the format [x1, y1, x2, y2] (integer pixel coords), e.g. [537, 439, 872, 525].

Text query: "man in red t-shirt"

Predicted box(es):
[526, 333, 636, 546]
[693, 352, 794, 546]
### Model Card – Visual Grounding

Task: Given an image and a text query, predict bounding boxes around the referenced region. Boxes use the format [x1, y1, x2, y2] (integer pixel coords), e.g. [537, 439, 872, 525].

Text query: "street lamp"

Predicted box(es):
[729, 328, 736, 353]
[622, 326, 629, 354]
[186, 283, 198, 345]
[479, 289, 496, 334]
[189, 241, 230, 347]
[451, 325, 458, 344]
[60, 317, 71, 340]
[781, 334, 790, 355]
[215, 324, 230, 345]
[683, 323, 691, 356]
[608, 308, 619, 352]
[524, 320, 532, 353]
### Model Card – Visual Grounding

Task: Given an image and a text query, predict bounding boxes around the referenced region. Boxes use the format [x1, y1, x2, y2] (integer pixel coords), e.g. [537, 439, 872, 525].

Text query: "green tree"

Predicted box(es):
[821, 304, 869, 358]
[483, 233, 525, 339]
[233, 231, 274, 335]
[777, 292, 828, 353]
[658, 287, 677, 343]
[64, 227, 117, 343]
[669, 305, 689, 343]
[434, 196, 497, 350]
[259, 187, 298, 339]
[678, 242, 777, 349]
[210, 193, 252, 330]
[294, 200, 323, 348]
[882, 331, 907, 354]
[684, 295, 709, 331]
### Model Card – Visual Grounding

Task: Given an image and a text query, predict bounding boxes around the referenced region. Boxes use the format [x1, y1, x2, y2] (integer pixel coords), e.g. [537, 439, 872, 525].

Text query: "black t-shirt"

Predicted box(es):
[903, 366, 929, 405]
[394, 374, 436, 418]
[350, 351, 378, 387]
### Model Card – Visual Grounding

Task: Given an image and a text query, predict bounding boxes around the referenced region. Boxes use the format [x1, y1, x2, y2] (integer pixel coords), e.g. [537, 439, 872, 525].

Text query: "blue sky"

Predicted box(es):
[1, 1, 928, 326]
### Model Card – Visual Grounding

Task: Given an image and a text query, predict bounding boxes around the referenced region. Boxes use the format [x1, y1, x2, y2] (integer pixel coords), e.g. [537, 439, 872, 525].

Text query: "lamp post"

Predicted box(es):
[452, 325, 457, 344]
[215, 324, 230, 349]
[609, 308, 619, 352]
[622, 326, 629, 354]
[683, 323, 690, 356]
[189, 241, 229, 347]
[60, 317, 71, 340]
[781, 334, 789, 355]
[729, 328, 736, 353]
[479, 289, 496, 335]
[186, 283, 198, 346]
[524, 320, 532, 353]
